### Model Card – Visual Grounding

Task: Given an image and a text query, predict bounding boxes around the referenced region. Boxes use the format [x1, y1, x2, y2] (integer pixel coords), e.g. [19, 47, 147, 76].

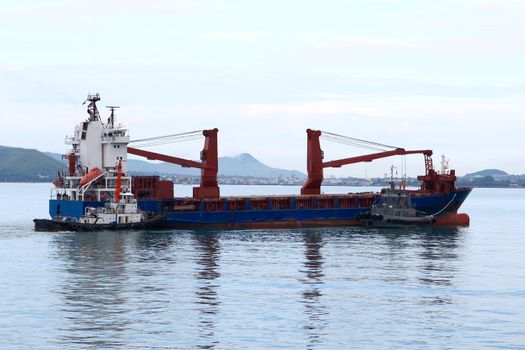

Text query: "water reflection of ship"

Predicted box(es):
[300, 230, 328, 349]
[382, 227, 463, 307]
[51, 231, 180, 348]
[193, 232, 221, 349]
[52, 232, 131, 348]
[417, 228, 462, 288]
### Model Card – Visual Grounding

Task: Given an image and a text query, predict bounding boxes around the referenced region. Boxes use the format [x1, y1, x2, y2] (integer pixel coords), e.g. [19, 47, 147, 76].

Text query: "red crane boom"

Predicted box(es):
[127, 128, 220, 199]
[323, 148, 433, 168]
[300, 129, 434, 195]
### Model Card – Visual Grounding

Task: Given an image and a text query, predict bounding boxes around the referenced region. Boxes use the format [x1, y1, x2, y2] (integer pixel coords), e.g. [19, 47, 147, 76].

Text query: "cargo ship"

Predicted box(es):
[34, 94, 471, 230]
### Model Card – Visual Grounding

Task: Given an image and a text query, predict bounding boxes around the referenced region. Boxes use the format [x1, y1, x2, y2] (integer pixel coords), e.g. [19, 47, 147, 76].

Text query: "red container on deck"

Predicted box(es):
[158, 180, 174, 199]
[132, 176, 174, 200]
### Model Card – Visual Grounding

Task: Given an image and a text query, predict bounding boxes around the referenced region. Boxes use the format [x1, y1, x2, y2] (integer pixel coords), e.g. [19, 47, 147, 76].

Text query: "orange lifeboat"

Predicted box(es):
[79, 167, 103, 186]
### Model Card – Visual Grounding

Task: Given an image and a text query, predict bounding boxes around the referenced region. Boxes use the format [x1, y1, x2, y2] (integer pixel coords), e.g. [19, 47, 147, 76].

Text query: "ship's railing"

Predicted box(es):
[65, 136, 79, 145]
[50, 188, 77, 200]
[103, 123, 127, 130]
[164, 193, 380, 213]
[52, 175, 134, 202]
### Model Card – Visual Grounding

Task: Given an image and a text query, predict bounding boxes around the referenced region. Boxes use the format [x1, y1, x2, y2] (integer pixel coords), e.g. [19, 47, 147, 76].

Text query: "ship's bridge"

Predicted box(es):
[101, 124, 130, 143]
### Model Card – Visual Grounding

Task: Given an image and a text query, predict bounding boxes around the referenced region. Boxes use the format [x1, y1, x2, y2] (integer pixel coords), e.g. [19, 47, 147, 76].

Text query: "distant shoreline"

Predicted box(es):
[1, 180, 523, 189]
[2, 146, 523, 188]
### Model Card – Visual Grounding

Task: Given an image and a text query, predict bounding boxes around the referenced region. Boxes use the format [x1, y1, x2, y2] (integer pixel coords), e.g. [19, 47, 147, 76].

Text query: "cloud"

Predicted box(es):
[312, 34, 414, 50]
[1, 0, 524, 175]
[243, 101, 384, 118]
[0, 0, 227, 34]
[2, 0, 223, 17]
[303, 32, 525, 64]
[199, 32, 272, 41]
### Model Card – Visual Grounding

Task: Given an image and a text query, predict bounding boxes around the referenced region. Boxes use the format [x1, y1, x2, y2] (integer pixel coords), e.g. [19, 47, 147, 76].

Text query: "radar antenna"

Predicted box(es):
[106, 105, 120, 128]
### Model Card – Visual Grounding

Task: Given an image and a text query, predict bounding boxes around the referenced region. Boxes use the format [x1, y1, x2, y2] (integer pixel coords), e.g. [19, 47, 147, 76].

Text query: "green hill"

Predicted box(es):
[0, 146, 64, 182]
[4, 147, 305, 182]
[464, 169, 508, 177]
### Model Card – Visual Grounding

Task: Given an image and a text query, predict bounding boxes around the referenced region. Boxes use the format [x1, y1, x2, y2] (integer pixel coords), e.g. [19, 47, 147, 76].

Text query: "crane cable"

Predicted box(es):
[320, 131, 400, 152]
[320, 130, 424, 183]
[321, 134, 388, 152]
[129, 130, 203, 148]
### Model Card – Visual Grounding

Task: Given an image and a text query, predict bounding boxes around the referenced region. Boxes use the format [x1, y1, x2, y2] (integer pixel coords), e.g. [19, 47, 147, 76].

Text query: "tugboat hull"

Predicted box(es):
[358, 214, 436, 228]
[33, 216, 167, 232]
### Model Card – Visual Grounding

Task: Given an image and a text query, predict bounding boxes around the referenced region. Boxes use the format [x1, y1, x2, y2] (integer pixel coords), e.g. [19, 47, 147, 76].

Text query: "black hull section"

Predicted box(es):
[33, 217, 167, 232]
[358, 214, 436, 228]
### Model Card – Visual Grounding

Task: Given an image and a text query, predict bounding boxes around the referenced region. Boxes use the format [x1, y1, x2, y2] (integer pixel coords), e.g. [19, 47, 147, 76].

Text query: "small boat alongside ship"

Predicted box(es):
[33, 94, 472, 231]
[358, 190, 436, 227]
[33, 203, 166, 232]
[34, 161, 166, 231]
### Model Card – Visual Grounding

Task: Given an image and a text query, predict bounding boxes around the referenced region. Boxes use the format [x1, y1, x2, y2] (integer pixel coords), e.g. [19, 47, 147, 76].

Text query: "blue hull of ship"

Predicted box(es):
[49, 188, 471, 229]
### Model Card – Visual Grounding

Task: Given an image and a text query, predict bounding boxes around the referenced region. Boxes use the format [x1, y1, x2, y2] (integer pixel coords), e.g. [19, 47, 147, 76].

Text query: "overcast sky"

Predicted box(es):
[1, 0, 524, 177]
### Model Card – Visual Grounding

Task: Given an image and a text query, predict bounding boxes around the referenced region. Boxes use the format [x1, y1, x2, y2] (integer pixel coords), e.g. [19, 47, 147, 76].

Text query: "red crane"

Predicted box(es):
[300, 129, 437, 195]
[127, 128, 220, 199]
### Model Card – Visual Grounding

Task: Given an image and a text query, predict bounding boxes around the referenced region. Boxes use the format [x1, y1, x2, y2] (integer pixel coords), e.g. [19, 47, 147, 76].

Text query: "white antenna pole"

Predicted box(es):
[440, 154, 449, 175]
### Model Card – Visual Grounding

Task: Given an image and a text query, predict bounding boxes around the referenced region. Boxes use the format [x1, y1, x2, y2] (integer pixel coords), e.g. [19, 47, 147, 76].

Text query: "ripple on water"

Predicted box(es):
[1, 186, 525, 349]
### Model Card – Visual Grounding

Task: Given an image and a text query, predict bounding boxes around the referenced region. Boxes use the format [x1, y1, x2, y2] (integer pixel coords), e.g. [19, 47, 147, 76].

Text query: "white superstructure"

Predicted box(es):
[52, 94, 133, 202]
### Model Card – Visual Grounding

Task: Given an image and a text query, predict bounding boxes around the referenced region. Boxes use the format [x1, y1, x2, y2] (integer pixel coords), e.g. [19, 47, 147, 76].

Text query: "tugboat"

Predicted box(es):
[358, 190, 436, 227]
[34, 159, 166, 231]
[34, 161, 166, 231]
[357, 166, 458, 227]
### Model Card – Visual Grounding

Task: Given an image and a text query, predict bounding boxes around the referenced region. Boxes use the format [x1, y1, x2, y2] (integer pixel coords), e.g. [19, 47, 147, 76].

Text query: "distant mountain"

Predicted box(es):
[43, 151, 306, 179]
[0, 146, 64, 182]
[219, 153, 305, 178]
[3, 146, 524, 187]
[464, 169, 508, 177]
[44, 152, 64, 162]
[128, 152, 305, 178]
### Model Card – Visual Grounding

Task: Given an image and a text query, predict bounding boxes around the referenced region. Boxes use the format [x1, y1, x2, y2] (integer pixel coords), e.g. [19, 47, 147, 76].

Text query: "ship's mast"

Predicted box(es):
[84, 93, 101, 121]
[440, 154, 449, 175]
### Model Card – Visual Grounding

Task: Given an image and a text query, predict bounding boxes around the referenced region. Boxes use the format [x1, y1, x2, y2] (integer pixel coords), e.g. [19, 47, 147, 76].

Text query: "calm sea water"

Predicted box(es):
[0, 183, 524, 349]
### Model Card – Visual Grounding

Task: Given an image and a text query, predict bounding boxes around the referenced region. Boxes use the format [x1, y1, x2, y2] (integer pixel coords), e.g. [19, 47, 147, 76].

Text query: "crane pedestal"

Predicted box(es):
[193, 186, 220, 199]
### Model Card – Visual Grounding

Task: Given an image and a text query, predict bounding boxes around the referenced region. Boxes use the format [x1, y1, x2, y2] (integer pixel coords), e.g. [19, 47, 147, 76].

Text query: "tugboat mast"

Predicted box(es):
[389, 165, 398, 190]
